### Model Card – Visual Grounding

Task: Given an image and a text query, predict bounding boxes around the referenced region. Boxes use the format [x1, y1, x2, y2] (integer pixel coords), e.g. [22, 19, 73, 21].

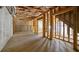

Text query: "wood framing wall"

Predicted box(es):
[32, 7, 79, 51]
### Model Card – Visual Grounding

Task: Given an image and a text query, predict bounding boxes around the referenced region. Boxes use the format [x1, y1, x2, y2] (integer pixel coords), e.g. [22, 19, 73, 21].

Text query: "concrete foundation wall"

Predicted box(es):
[0, 7, 13, 51]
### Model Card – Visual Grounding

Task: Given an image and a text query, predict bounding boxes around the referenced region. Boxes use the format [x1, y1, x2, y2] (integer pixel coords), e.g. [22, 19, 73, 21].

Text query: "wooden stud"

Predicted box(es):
[59, 15, 61, 39]
[68, 12, 71, 42]
[54, 15, 56, 38]
[13, 15, 16, 34]
[43, 14, 46, 37]
[55, 15, 56, 38]
[33, 18, 38, 34]
[58, 7, 61, 39]
[67, 25, 70, 42]
[56, 16, 59, 38]
[47, 12, 49, 38]
[49, 9, 53, 40]
[73, 7, 78, 51]
[53, 15, 55, 38]
[47, 11, 50, 38]
[45, 13, 48, 37]
[63, 14, 65, 41]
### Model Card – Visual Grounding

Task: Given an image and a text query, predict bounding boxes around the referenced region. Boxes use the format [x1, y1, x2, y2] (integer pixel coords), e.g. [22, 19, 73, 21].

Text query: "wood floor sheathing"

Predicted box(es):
[2, 32, 75, 52]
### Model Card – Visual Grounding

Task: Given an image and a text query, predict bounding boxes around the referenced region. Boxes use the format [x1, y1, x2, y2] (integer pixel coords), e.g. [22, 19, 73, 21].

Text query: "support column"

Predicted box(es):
[33, 18, 38, 34]
[68, 12, 71, 42]
[73, 7, 78, 51]
[63, 14, 65, 41]
[47, 12, 49, 38]
[43, 14, 45, 37]
[67, 25, 70, 42]
[13, 15, 16, 34]
[59, 15, 61, 39]
[50, 9, 53, 40]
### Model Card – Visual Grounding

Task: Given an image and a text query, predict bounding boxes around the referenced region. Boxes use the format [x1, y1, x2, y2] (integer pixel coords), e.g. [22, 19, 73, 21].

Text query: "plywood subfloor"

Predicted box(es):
[2, 32, 75, 52]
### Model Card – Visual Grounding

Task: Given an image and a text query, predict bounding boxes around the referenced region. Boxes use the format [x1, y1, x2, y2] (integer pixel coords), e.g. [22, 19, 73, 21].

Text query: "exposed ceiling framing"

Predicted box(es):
[16, 6, 55, 20]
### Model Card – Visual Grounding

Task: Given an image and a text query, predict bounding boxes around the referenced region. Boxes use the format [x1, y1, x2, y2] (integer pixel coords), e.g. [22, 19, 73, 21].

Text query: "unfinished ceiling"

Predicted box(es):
[16, 6, 55, 20]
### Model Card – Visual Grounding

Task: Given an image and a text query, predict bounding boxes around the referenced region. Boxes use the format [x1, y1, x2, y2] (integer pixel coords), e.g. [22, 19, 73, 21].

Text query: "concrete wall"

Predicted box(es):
[0, 7, 13, 51]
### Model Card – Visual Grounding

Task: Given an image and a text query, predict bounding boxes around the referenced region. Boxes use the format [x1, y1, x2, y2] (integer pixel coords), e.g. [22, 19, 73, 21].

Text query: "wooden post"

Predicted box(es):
[68, 12, 71, 42]
[45, 13, 48, 37]
[63, 14, 65, 41]
[55, 16, 56, 38]
[13, 15, 16, 34]
[33, 18, 38, 34]
[43, 14, 45, 37]
[46, 12, 49, 38]
[67, 25, 70, 42]
[50, 8, 53, 40]
[73, 7, 78, 51]
[58, 7, 61, 39]
[59, 15, 61, 39]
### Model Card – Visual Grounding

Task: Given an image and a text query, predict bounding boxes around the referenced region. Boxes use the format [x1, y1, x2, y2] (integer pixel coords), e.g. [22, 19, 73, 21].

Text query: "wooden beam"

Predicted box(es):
[35, 10, 50, 19]
[53, 7, 74, 16]
[35, 7, 57, 20]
